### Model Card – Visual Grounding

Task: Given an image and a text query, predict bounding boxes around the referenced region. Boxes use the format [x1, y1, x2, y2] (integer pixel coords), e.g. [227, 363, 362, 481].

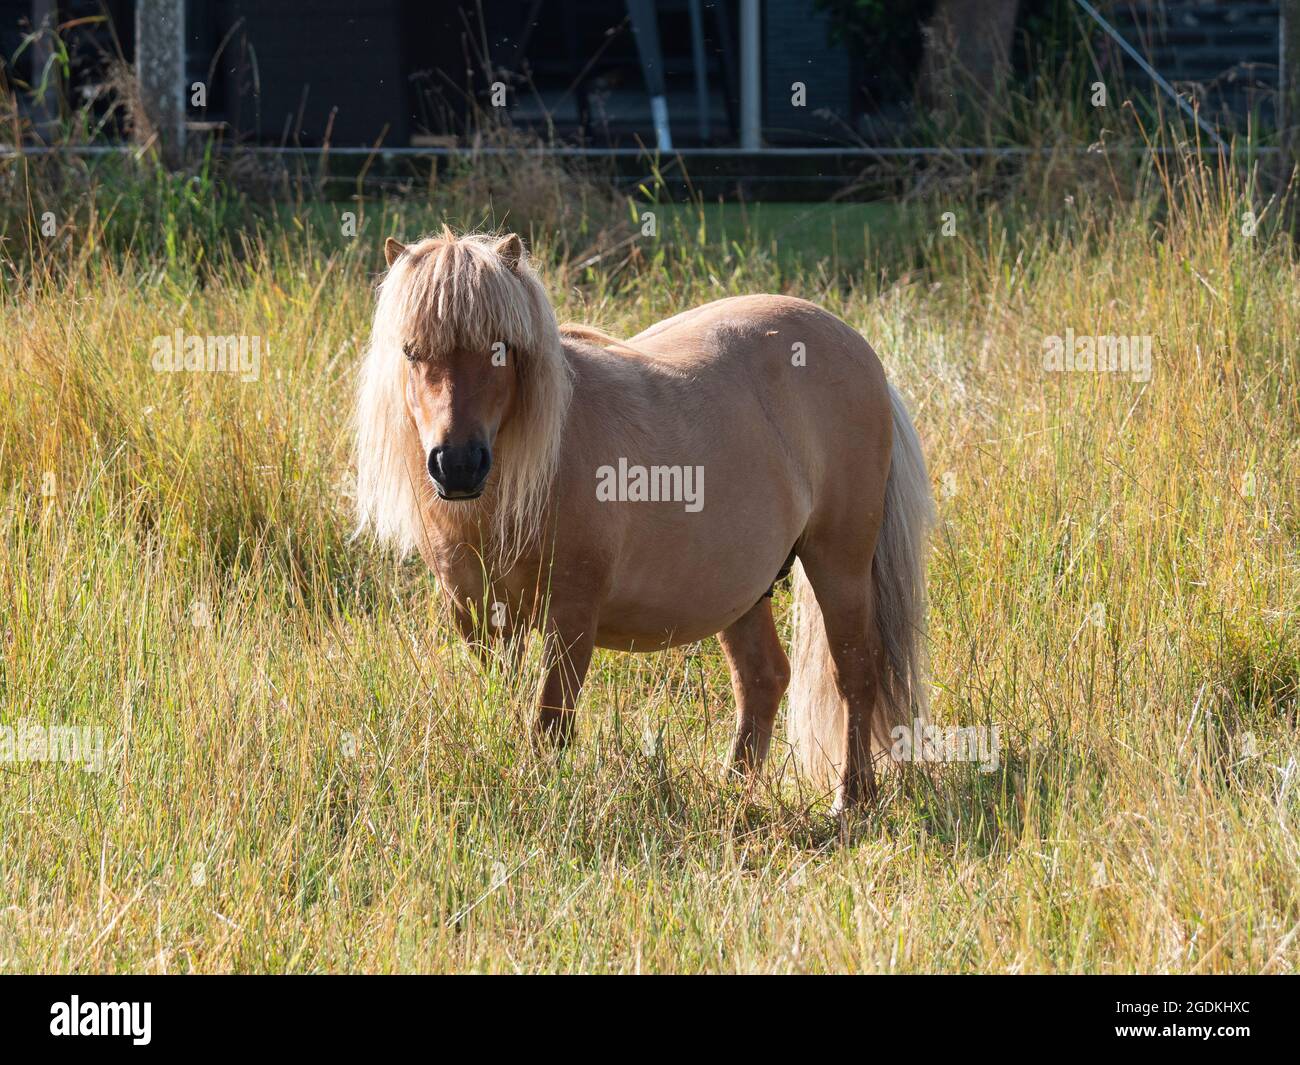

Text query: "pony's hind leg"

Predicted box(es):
[720, 598, 791, 774]
[798, 551, 884, 813]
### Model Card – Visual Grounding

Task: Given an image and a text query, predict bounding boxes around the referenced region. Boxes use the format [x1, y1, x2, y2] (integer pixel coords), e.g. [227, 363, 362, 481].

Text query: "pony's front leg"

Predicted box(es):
[720, 599, 790, 774]
[535, 611, 596, 747]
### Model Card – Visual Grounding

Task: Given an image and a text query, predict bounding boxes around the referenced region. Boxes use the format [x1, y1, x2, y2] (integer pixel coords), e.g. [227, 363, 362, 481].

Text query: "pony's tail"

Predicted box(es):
[787, 381, 935, 785]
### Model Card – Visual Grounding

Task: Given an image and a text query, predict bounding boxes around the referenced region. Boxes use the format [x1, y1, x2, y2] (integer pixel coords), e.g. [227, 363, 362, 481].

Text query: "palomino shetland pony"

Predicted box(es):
[355, 231, 934, 811]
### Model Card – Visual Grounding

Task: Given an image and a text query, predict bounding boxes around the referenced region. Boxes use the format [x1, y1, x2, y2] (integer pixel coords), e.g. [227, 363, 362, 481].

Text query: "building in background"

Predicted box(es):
[0, 1, 1284, 150]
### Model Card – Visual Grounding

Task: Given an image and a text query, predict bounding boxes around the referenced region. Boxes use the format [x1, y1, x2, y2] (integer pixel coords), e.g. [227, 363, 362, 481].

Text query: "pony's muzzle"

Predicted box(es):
[428, 442, 491, 500]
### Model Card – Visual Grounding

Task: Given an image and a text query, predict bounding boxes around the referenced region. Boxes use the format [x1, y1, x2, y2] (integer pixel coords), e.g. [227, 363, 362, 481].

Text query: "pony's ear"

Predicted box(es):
[495, 233, 525, 272]
[384, 237, 408, 268]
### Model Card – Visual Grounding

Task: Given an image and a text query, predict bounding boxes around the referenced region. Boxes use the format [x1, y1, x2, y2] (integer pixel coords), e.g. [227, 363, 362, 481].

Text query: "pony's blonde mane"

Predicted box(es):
[354, 230, 573, 564]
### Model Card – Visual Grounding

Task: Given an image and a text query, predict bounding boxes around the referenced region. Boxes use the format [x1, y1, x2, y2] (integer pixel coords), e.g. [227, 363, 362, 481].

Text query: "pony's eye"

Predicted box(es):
[402, 341, 418, 362]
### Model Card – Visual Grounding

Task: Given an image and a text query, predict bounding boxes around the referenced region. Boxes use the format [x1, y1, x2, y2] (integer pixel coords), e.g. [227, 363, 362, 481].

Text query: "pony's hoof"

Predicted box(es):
[828, 792, 875, 819]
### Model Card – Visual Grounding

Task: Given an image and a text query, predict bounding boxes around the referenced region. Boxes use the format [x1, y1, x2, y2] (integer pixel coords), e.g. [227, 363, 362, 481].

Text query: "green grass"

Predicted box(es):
[1, 146, 1298, 972]
[652, 202, 916, 270]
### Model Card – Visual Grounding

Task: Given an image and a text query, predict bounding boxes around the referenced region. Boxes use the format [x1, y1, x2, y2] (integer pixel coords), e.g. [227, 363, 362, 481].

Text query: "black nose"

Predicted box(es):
[428, 442, 491, 498]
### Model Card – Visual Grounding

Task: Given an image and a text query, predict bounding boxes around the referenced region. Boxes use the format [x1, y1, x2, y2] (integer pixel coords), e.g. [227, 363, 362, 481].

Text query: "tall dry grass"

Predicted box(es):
[0, 126, 1297, 971]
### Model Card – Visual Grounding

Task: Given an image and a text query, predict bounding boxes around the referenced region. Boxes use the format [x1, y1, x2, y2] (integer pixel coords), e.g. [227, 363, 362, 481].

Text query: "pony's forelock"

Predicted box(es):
[354, 231, 573, 565]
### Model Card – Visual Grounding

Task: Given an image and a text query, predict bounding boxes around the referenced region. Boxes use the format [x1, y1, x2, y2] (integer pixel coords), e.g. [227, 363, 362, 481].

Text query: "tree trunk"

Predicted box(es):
[135, 0, 186, 166]
[918, 0, 1021, 113]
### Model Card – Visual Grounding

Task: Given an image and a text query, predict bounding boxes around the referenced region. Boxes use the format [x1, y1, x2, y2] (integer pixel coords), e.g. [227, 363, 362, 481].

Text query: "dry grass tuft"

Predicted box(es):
[0, 133, 1297, 972]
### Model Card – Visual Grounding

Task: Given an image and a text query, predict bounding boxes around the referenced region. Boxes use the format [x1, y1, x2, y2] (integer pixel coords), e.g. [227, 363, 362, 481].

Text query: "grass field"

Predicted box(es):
[1, 147, 1298, 973]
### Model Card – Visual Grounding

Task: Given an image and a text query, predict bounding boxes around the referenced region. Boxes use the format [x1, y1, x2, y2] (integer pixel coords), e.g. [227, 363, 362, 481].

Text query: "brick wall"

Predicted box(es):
[762, 0, 853, 144]
[1109, 1, 1278, 123]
